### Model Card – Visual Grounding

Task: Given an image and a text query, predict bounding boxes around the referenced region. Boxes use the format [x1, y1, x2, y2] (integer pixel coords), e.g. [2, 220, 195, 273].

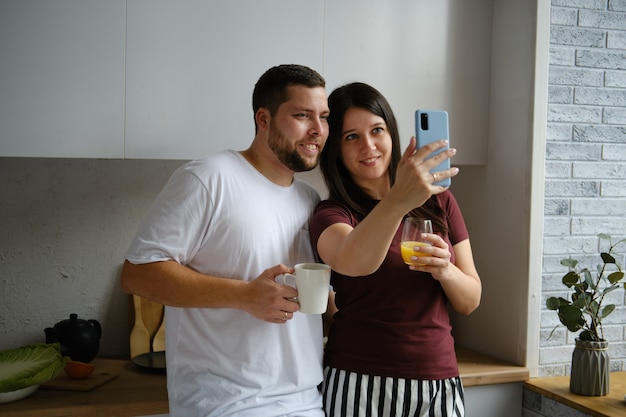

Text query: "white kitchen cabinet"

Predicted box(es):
[124, 0, 324, 159]
[1, 1, 490, 162]
[465, 383, 524, 417]
[323, 0, 492, 165]
[125, 0, 491, 162]
[0, 0, 126, 158]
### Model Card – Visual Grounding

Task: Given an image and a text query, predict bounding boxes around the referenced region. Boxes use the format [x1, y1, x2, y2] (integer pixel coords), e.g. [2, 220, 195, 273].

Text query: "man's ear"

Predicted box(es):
[255, 108, 271, 132]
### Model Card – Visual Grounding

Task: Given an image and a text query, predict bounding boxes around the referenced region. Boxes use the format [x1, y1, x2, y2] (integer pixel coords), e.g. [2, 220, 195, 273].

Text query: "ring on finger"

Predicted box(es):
[283, 311, 288, 321]
[432, 172, 437, 182]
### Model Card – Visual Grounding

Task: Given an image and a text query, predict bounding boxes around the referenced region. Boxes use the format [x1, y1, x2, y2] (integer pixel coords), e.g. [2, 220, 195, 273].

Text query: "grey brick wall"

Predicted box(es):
[540, 0, 626, 377]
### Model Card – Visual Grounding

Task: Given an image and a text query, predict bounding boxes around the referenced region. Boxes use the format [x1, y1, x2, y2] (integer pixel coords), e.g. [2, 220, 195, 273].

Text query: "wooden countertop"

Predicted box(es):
[0, 347, 528, 417]
[0, 358, 168, 417]
[525, 372, 626, 417]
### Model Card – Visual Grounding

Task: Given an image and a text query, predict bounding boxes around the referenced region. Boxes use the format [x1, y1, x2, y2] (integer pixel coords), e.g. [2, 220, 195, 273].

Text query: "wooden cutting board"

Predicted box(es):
[139, 297, 163, 337]
[42, 372, 118, 391]
[130, 295, 165, 358]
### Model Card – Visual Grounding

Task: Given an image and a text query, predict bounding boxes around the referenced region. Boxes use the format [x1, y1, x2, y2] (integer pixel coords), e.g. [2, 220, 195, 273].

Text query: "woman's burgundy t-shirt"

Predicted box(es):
[309, 190, 469, 380]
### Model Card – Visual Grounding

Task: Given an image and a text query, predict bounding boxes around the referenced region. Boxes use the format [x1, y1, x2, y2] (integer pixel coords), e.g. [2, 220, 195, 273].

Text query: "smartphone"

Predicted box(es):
[415, 109, 451, 187]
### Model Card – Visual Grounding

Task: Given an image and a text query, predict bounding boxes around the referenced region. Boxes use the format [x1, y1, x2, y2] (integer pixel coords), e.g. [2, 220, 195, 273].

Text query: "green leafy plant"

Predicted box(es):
[546, 234, 626, 342]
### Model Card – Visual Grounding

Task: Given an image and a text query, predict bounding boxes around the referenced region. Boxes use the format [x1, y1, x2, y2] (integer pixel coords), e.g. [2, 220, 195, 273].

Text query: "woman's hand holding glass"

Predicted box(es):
[401, 218, 433, 266]
[401, 218, 452, 279]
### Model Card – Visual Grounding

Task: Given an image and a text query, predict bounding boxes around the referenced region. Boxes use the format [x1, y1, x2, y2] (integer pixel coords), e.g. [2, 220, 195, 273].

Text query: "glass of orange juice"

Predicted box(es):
[400, 218, 433, 266]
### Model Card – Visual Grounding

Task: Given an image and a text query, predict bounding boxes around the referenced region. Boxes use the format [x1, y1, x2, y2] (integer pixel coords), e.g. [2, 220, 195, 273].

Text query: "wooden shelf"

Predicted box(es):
[456, 346, 529, 387]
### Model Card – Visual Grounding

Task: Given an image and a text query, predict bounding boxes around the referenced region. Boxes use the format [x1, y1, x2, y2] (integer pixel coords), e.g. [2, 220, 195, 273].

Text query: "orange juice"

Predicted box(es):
[400, 241, 431, 265]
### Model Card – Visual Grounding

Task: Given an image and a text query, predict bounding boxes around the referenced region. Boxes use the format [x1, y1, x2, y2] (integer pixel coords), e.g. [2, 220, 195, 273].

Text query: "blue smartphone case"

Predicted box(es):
[415, 109, 451, 187]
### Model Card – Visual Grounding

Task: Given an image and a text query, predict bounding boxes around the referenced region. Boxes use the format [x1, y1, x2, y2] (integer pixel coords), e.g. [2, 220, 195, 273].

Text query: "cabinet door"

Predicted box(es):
[0, 1, 126, 158]
[125, 0, 324, 159]
[323, 0, 491, 165]
[465, 383, 523, 417]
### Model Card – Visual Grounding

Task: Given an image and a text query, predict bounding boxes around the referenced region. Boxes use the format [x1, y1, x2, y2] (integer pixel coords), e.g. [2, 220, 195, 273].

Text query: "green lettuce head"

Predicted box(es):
[0, 343, 68, 393]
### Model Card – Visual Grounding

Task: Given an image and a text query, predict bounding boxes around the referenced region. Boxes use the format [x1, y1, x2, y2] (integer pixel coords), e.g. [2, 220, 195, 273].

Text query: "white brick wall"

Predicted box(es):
[540, 0, 626, 377]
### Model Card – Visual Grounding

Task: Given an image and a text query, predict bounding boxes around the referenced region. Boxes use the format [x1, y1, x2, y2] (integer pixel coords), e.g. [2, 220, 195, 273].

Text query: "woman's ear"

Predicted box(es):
[255, 108, 271, 132]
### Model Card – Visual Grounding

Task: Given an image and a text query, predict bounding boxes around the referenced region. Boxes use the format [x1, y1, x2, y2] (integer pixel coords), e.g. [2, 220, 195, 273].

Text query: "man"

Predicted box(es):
[121, 64, 329, 416]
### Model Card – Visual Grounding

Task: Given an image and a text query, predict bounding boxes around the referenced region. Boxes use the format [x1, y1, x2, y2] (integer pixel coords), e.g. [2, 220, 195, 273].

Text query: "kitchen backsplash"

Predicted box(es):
[0, 157, 184, 357]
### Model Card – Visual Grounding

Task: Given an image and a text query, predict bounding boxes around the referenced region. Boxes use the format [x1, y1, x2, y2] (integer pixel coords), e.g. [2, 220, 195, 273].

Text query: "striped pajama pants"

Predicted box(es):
[322, 367, 465, 417]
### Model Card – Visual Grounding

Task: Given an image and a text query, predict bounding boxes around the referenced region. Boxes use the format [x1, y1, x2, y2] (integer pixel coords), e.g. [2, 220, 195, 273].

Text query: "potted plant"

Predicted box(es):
[546, 233, 625, 396]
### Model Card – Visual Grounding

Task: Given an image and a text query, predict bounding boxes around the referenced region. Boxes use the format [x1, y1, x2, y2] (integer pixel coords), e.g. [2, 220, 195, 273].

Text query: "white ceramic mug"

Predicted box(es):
[282, 263, 331, 314]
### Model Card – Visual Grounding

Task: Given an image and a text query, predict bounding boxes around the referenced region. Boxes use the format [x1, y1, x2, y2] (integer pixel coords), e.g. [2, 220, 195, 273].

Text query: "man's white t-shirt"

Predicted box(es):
[126, 150, 324, 417]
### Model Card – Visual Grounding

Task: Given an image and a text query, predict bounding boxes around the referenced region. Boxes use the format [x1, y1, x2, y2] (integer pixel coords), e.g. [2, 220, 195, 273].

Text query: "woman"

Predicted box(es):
[310, 82, 481, 416]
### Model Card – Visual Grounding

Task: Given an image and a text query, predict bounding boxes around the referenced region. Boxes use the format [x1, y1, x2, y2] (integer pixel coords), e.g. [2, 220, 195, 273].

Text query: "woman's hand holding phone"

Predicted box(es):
[415, 109, 453, 187]
[389, 137, 458, 213]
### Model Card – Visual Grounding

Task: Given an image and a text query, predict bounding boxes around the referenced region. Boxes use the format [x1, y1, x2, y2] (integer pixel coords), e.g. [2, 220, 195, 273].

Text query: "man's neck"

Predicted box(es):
[240, 146, 294, 187]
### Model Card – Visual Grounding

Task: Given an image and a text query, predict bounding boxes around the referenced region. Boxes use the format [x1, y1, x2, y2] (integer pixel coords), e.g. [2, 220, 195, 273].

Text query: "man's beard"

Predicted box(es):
[267, 123, 318, 172]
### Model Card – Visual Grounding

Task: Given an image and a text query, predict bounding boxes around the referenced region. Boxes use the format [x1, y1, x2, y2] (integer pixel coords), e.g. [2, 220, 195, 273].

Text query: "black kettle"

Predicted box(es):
[45, 313, 101, 363]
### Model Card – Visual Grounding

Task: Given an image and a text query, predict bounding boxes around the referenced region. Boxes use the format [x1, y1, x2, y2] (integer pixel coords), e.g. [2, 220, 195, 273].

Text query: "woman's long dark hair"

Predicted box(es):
[320, 82, 447, 233]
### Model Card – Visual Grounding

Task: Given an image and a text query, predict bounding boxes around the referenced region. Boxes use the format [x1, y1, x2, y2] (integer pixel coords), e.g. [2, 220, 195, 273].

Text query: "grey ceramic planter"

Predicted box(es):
[569, 338, 609, 396]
